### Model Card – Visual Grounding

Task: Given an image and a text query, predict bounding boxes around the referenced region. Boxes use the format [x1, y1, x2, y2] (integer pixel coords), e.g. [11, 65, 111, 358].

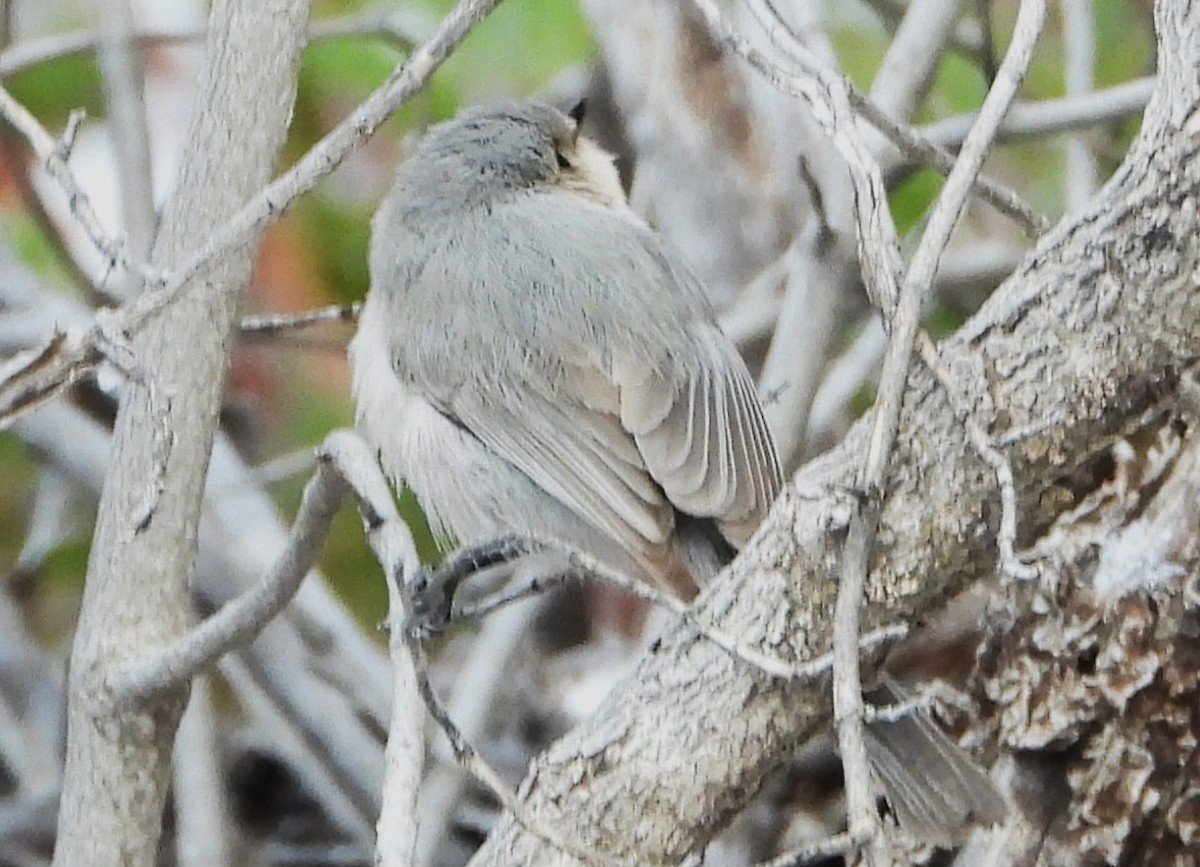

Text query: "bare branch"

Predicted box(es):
[832, 3, 1044, 855]
[314, 431, 424, 867]
[53, 0, 313, 862]
[427, 534, 907, 684]
[0, 7, 429, 78]
[867, 0, 964, 122]
[861, 0, 986, 57]
[919, 77, 1153, 149]
[0, 0, 502, 426]
[757, 233, 847, 471]
[239, 302, 360, 334]
[116, 446, 349, 703]
[745, 0, 1048, 237]
[757, 831, 855, 867]
[469, 2, 1200, 858]
[218, 654, 374, 841]
[0, 84, 133, 277]
[95, 0, 156, 268]
[410, 631, 622, 867]
[302, 435, 621, 867]
[172, 677, 231, 867]
[1062, 0, 1098, 212]
[417, 598, 545, 863]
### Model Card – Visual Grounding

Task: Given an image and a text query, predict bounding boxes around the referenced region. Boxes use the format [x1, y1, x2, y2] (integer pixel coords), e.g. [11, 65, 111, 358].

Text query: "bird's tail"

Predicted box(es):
[863, 676, 1007, 845]
[669, 522, 1007, 844]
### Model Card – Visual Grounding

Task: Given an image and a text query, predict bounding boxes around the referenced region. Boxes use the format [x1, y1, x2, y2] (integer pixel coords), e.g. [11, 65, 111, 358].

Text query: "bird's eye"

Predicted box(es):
[555, 150, 571, 169]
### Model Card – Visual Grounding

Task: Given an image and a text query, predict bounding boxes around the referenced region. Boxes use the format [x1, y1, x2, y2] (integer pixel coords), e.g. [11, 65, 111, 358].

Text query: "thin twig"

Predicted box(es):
[218, 654, 375, 841]
[919, 77, 1152, 149]
[239, 302, 360, 334]
[694, 0, 905, 310]
[244, 446, 320, 487]
[915, 334, 1038, 580]
[861, 690, 927, 724]
[0, 7, 428, 78]
[115, 447, 350, 703]
[321, 439, 617, 866]
[672, 15, 907, 849]
[867, 0, 963, 123]
[408, 629, 623, 867]
[0, 83, 135, 277]
[860, 0, 985, 57]
[831, 1, 1046, 860]
[0, 0, 503, 425]
[745, 0, 1049, 238]
[1062, 0, 1097, 212]
[427, 534, 908, 684]
[756, 832, 855, 867]
[416, 597, 545, 864]
[693, 0, 1046, 857]
[0, 328, 103, 430]
[807, 319, 886, 450]
[757, 232, 845, 472]
[324, 433, 424, 867]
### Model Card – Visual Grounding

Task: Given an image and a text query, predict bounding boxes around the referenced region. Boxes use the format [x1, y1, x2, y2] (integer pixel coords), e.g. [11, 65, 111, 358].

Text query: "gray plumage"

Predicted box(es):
[350, 100, 781, 595]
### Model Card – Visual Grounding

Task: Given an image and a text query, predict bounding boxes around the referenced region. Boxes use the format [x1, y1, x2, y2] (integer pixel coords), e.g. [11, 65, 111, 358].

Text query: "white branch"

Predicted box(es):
[95, 0, 156, 267]
[919, 77, 1152, 148]
[172, 677, 231, 867]
[116, 446, 350, 703]
[1062, 0, 1097, 212]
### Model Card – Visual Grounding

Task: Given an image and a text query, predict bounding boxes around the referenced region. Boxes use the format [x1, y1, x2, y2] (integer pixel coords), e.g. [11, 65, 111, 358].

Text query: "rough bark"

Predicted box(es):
[966, 421, 1200, 865]
[52, 1, 311, 864]
[468, 1, 1200, 863]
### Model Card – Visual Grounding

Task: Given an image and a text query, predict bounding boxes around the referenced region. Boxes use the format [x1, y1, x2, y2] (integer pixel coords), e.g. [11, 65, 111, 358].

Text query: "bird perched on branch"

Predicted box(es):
[349, 98, 1004, 848]
[350, 98, 781, 599]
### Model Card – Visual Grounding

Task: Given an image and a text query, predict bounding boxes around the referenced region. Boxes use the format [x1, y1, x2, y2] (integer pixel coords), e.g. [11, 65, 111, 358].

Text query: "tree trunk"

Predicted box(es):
[52, 1, 311, 864]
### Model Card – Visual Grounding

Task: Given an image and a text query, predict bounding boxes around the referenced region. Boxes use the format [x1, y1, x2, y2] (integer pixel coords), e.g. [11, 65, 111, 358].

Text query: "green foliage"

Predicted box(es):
[6, 52, 104, 130]
[5, 215, 77, 290]
[832, 28, 888, 92]
[0, 435, 38, 566]
[924, 303, 963, 339]
[1093, 1, 1156, 86]
[297, 199, 372, 305]
[425, 0, 595, 97]
[889, 168, 943, 236]
[923, 51, 987, 119]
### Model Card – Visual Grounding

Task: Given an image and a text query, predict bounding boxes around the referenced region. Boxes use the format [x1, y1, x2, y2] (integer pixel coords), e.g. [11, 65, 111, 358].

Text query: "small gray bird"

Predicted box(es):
[350, 99, 1005, 844]
[350, 99, 780, 598]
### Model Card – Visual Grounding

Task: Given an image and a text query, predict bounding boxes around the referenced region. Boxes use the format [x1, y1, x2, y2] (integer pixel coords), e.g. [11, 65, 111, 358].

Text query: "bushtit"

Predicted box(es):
[350, 99, 1004, 844]
[350, 99, 780, 598]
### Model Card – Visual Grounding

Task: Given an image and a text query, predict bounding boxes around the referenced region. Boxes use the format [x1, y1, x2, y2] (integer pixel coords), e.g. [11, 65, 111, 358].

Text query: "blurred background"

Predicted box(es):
[0, 0, 1158, 864]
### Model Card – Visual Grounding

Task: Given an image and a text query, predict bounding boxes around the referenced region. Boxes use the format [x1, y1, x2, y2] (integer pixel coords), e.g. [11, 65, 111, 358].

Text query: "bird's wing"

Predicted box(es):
[450, 382, 677, 564]
[615, 326, 782, 546]
[395, 193, 781, 570]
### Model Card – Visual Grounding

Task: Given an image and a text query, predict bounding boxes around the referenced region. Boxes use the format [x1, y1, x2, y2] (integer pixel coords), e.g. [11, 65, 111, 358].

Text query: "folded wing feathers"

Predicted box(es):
[624, 331, 782, 541]
[454, 391, 673, 552]
[734, 357, 782, 515]
[444, 330, 780, 565]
